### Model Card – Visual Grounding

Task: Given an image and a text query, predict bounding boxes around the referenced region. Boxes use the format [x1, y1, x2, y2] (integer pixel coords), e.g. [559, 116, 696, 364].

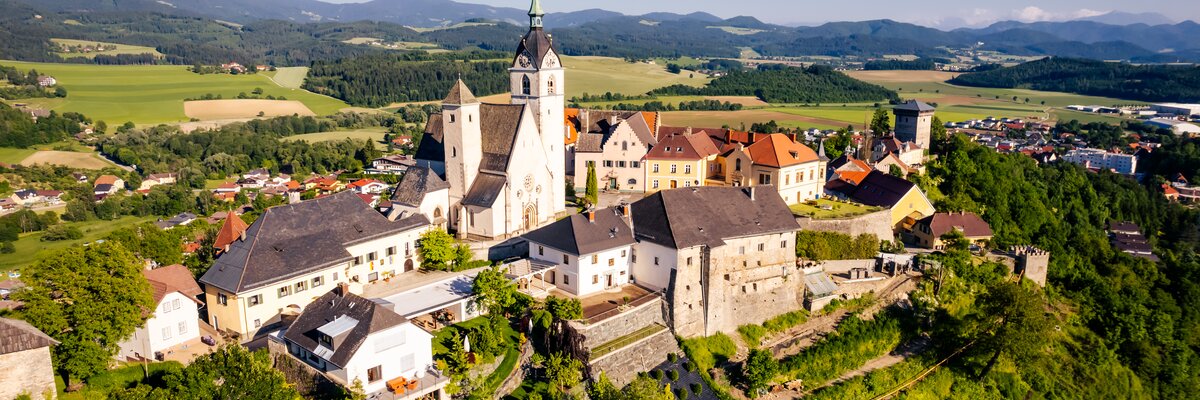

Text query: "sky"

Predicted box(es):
[318, 0, 1200, 28]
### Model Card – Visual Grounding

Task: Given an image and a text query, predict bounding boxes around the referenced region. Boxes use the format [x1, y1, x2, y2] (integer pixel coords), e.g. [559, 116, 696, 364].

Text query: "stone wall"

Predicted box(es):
[0, 347, 56, 400]
[576, 298, 667, 350]
[796, 209, 893, 241]
[588, 329, 680, 387]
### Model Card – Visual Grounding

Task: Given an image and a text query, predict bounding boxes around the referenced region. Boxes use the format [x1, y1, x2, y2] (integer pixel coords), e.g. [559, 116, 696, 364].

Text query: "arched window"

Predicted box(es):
[547, 76, 556, 95]
[735, 158, 742, 171]
[433, 207, 443, 218]
[622, 141, 628, 151]
[522, 75, 531, 96]
[627, 178, 637, 185]
[452, 147, 457, 158]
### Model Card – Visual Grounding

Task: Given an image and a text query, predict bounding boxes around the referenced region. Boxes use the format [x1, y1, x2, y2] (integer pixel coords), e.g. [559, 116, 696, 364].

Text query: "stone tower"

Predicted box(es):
[442, 80, 481, 233]
[1011, 246, 1050, 287]
[510, 0, 567, 212]
[892, 100, 935, 150]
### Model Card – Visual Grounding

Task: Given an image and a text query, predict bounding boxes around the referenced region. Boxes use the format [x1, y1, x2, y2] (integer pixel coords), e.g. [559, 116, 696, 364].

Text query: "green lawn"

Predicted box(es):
[0, 61, 349, 126]
[791, 199, 880, 219]
[564, 56, 710, 98]
[282, 127, 388, 149]
[266, 67, 309, 90]
[0, 147, 37, 164]
[51, 38, 162, 59]
[56, 361, 184, 400]
[1051, 109, 1129, 124]
[0, 216, 157, 272]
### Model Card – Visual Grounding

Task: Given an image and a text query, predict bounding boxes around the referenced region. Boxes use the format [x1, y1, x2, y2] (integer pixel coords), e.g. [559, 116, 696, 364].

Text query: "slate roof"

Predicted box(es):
[144, 264, 203, 305]
[283, 286, 409, 368]
[0, 317, 58, 354]
[523, 207, 635, 256]
[849, 171, 918, 208]
[514, 26, 557, 70]
[199, 191, 430, 293]
[479, 103, 527, 172]
[575, 133, 606, 153]
[391, 166, 449, 208]
[631, 186, 800, 249]
[462, 172, 507, 208]
[414, 114, 445, 163]
[443, 79, 478, 104]
[745, 133, 820, 168]
[893, 100, 935, 113]
[916, 212, 993, 239]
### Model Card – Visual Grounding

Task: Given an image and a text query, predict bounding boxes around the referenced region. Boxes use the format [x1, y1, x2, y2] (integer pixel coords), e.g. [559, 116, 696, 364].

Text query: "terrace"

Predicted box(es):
[790, 198, 880, 219]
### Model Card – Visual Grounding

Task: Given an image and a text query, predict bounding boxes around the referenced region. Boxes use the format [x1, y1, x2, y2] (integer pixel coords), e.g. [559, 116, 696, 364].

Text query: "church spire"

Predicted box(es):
[528, 0, 544, 28]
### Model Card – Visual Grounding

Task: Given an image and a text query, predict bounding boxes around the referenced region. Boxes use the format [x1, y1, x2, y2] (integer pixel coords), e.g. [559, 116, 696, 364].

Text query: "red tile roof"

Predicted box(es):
[744, 133, 819, 168]
[213, 212, 249, 251]
[646, 132, 720, 160]
[94, 175, 120, 186]
[143, 264, 203, 305]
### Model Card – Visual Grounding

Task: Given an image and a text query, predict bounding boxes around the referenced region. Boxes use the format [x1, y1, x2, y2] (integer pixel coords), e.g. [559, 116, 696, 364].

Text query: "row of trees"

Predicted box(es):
[949, 57, 1200, 103]
[305, 55, 510, 107]
[651, 65, 899, 104]
[604, 100, 744, 112]
[862, 57, 940, 71]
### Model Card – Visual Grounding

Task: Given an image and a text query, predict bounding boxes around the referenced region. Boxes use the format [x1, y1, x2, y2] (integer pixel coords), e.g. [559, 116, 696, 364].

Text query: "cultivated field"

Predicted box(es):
[0, 61, 349, 125]
[19, 150, 117, 169]
[184, 99, 316, 120]
[51, 38, 162, 59]
[844, 70, 959, 83]
[266, 67, 309, 89]
[282, 127, 389, 149]
[662, 110, 852, 131]
[563, 56, 710, 98]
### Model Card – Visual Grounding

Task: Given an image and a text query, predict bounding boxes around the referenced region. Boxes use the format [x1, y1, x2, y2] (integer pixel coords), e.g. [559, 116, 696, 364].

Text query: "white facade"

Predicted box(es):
[629, 241, 681, 291]
[528, 241, 633, 296]
[572, 122, 650, 192]
[1064, 148, 1138, 175]
[117, 292, 200, 359]
[288, 322, 435, 395]
[1152, 103, 1200, 117]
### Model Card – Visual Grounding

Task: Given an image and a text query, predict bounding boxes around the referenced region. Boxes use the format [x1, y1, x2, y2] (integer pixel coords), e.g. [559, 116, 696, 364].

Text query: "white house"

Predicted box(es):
[522, 206, 636, 296]
[1064, 148, 1138, 175]
[387, 166, 450, 229]
[117, 264, 203, 361]
[282, 285, 446, 399]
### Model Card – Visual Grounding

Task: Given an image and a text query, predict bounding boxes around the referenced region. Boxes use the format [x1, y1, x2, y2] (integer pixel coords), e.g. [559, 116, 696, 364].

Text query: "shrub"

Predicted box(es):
[738, 324, 769, 347]
[651, 369, 663, 380]
[668, 353, 679, 363]
[668, 370, 680, 381]
[684, 362, 697, 372]
[691, 383, 703, 394]
[677, 387, 689, 399]
[680, 333, 737, 372]
[41, 224, 83, 241]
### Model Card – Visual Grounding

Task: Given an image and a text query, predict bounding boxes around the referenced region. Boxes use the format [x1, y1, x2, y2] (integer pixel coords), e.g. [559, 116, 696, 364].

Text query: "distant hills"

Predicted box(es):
[948, 57, 1200, 103]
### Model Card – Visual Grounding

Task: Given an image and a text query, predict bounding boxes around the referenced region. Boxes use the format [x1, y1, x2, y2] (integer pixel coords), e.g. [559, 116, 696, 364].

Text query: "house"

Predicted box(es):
[827, 154, 873, 185]
[213, 212, 249, 254]
[386, 166, 450, 228]
[835, 171, 935, 230]
[523, 206, 636, 296]
[571, 110, 658, 193]
[243, 168, 270, 182]
[0, 198, 16, 211]
[873, 153, 917, 177]
[871, 136, 924, 167]
[722, 133, 826, 204]
[213, 182, 241, 194]
[1108, 221, 1158, 262]
[220, 62, 246, 73]
[0, 318, 59, 400]
[154, 212, 198, 230]
[1163, 184, 1180, 202]
[645, 130, 720, 192]
[912, 212, 993, 250]
[349, 179, 390, 195]
[629, 186, 802, 337]
[116, 265, 203, 361]
[36, 75, 56, 87]
[281, 285, 446, 399]
[199, 191, 431, 339]
[71, 172, 88, 183]
[139, 173, 178, 191]
[368, 155, 416, 175]
[94, 175, 125, 199]
[1063, 148, 1137, 175]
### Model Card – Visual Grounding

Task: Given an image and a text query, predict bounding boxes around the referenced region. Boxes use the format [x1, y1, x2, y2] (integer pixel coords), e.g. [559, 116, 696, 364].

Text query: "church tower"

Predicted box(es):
[442, 79, 482, 233]
[510, 0, 566, 213]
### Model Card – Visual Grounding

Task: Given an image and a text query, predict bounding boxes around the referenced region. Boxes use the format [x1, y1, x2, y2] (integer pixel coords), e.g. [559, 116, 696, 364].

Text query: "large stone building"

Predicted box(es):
[413, 0, 567, 239]
[200, 191, 431, 339]
[893, 100, 935, 150]
[0, 318, 58, 400]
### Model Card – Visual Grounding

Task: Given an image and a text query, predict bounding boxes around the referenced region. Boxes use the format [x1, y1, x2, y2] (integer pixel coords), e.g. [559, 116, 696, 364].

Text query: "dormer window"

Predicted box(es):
[319, 334, 333, 348]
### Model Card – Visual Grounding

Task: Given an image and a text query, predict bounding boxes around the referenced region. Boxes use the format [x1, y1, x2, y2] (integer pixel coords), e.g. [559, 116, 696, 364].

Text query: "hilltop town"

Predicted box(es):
[2, 1, 1200, 400]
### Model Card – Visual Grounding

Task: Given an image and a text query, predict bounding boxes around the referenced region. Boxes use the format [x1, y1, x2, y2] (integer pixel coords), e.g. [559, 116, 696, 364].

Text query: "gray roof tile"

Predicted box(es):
[523, 207, 635, 256]
[631, 186, 799, 249]
[283, 287, 409, 368]
[391, 166, 449, 208]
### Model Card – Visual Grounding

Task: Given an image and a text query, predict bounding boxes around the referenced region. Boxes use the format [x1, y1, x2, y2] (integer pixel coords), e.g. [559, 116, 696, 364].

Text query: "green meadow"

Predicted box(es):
[51, 38, 163, 59]
[563, 56, 710, 99]
[0, 216, 157, 272]
[0, 61, 349, 126]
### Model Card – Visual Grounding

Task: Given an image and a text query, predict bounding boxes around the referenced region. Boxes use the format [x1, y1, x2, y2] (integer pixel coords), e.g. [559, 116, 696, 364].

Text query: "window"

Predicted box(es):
[386, 247, 396, 256]
[332, 272, 339, 281]
[759, 174, 771, 185]
[797, 172, 803, 182]
[593, 275, 599, 284]
[608, 258, 615, 266]
[683, 180, 691, 187]
[353, 256, 364, 266]
[652, 164, 660, 173]
[312, 276, 324, 288]
[521, 75, 531, 96]
[368, 272, 379, 282]
[622, 141, 628, 151]
[652, 180, 659, 189]
[687, 257, 693, 266]
[628, 178, 637, 185]
[368, 366, 383, 382]
[449, 114, 455, 123]
[452, 147, 457, 158]
[591, 255, 599, 264]
[172, 299, 180, 310]
[781, 240, 787, 248]
[319, 334, 332, 348]
[564, 275, 570, 285]
[670, 164, 677, 173]
[278, 286, 290, 298]
[538, 245, 544, 256]
[367, 252, 378, 262]
[758, 243, 765, 252]
[162, 327, 172, 340]
[684, 165, 692, 174]
[621, 250, 627, 257]
[810, 170, 815, 180]
[254, 319, 261, 328]
[217, 293, 228, 305]
[563, 254, 569, 264]
[604, 160, 614, 168]
[735, 158, 742, 171]
[654, 256, 660, 265]
[178, 321, 187, 335]
[785, 175, 790, 185]
[617, 161, 626, 168]
[632, 161, 641, 168]
[547, 76, 556, 94]
[631, 249, 637, 262]
[739, 246, 745, 255]
[161, 303, 170, 314]
[248, 294, 262, 306]
[295, 281, 307, 293]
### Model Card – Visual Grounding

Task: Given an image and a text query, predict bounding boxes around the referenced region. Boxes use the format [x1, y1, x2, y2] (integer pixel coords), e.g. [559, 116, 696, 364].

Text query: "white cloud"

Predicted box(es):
[1013, 6, 1053, 21]
[1073, 9, 1108, 18]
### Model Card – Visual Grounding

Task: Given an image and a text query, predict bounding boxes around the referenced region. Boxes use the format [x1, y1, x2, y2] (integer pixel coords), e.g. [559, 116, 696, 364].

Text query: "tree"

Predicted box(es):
[14, 242, 154, 388]
[744, 349, 778, 397]
[930, 116, 948, 150]
[546, 352, 583, 397]
[585, 163, 599, 207]
[453, 243, 474, 269]
[869, 108, 891, 134]
[888, 164, 904, 177]
[418, 228, 455, 270]
[544, 296, 582, 321]
[114, 344, 300, 399]
[591, 372, 675, 400]
[106, 223, 183, 266]
[973, 282, 1052, 378]
[472, 266, 519, 316]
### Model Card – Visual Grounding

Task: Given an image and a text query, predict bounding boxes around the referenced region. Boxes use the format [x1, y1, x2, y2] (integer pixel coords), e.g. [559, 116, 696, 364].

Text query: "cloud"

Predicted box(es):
[1013, 6, 1053, 21]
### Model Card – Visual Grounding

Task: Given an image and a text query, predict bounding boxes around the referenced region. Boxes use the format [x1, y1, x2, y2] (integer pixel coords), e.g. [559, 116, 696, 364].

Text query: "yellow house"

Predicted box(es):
[645, 131, 720, 192]
[842, 171, 935, 230]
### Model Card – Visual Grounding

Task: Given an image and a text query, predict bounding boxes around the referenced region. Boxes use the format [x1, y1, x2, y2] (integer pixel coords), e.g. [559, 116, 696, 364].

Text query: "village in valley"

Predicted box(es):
[2, 0, 1200, 399]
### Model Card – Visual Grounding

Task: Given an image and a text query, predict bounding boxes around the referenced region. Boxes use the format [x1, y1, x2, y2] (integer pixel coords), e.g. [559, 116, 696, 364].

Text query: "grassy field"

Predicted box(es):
[0, 215, 157, 271]
[0, 61, 349, 125]
[791, 199, 880, 219]
[282, 127, 388, 149]
[266, 66, 309, 89]
[56, 361, 184, 400]
[563, 56, 710, 98]
[51, 38, 162, 59]
[0, 147, 37, 164]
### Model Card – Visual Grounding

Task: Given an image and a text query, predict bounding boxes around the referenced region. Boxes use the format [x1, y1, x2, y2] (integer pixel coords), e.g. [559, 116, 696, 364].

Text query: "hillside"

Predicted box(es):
[651, 64, 899, 104]
[948, 57, 1200, 103]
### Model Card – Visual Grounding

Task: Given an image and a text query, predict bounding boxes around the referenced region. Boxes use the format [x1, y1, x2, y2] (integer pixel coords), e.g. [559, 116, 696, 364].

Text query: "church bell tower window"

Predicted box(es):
[522, 75, 532, 96]
[547, 76, 556, 95]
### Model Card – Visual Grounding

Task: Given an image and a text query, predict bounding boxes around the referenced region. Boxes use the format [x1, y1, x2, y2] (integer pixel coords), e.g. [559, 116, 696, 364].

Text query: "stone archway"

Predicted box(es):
[523, 204, 538, 231]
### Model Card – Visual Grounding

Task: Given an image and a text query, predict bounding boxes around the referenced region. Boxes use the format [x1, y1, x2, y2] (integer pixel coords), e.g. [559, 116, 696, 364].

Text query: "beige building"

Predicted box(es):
[199, 191, 430, 339]
[723, 133, 826, 204]
[912, 212, 993, 250]
[645, 131, 720, 192]
[0, 318, 58, 400]
[571, 110, 658, 192]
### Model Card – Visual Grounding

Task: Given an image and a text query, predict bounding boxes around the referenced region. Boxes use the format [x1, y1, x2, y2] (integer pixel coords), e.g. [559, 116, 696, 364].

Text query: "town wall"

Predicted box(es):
[576, 297, 667, 350]
[588, 329, 679, 387]
[796, 209, 893, 241]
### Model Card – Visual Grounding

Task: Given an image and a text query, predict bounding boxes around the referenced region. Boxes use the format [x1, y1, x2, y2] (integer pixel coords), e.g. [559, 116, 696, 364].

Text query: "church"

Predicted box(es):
[410, 0, 566, 240]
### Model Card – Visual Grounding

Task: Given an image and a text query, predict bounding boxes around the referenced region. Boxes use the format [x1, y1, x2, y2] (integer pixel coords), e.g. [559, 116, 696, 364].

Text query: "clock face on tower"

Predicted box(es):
[517, 53, 532, 68]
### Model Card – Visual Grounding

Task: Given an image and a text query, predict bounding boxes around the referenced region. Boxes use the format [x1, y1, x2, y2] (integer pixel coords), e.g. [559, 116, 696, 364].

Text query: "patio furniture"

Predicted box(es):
[387, 377, 408, 393]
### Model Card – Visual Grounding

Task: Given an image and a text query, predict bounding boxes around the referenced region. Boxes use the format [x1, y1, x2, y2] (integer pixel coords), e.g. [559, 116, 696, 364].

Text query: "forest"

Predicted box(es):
[948, 57, 1200, 103]
[304, 53, 510, 107]
[0, 103, 91, 148]
[650, 64, 899, 104]
[862, 57, 940, 70]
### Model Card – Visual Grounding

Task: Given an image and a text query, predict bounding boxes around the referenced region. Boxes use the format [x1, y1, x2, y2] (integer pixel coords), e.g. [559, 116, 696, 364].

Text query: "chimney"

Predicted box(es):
[622, 203, 631, 218]
[337, 282, 350, 297]
[587, 209, 595, 223]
